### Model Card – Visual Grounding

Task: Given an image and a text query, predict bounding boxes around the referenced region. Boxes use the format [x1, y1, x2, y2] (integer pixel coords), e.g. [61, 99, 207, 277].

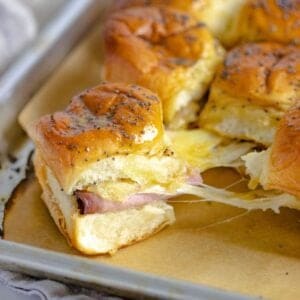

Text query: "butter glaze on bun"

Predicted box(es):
[111, 0, 245, 43]
[104, 6, 224, 128]
[28, 82, 166, 193]
[226, 0, 300, 46]
[199, 43, 300, 146]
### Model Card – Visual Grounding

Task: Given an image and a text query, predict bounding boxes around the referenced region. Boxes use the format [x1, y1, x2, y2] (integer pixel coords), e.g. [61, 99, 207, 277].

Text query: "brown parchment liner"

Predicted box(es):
[5, 23, 300, 300]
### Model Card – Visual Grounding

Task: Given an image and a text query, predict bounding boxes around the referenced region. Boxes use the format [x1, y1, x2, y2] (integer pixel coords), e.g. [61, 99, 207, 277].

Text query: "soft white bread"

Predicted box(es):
[104, 6, 224, 128]
[34, 152, 175, 255]
[111, 0, 245, 43]
[225, 0, 300, 47]
[199, 43, 300, 146]
[244, 106, 300, 198]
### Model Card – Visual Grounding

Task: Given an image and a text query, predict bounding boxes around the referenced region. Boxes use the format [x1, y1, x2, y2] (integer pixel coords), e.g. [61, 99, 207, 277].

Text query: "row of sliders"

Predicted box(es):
[25, 0, 300, 254]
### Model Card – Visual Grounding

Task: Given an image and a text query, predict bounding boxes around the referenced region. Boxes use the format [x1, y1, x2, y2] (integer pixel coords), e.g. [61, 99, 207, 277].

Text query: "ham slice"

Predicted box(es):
[76, 191, 171, 214]
[76, 172, 202, 215]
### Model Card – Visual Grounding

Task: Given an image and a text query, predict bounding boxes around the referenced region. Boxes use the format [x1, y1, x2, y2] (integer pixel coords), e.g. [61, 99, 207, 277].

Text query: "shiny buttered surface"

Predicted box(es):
[111, 0, 245, 42]
[28, 82, 166, 191]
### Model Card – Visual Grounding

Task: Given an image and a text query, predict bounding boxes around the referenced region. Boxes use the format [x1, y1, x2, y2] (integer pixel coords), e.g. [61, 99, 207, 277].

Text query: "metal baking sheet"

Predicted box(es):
[0, 240, 252, 300]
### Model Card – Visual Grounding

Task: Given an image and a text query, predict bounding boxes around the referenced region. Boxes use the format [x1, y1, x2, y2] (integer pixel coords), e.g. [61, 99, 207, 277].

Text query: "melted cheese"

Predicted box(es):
[167, 129, 254, 171]
[74, 154, 188, 195]
[178, 184, 300, 213]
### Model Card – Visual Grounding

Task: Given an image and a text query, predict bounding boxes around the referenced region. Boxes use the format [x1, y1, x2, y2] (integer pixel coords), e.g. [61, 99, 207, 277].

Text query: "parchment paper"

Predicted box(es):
[8, 23, 300, 300]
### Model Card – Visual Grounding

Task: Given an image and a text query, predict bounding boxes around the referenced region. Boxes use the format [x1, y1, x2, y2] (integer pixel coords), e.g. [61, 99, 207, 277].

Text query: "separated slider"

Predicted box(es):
[28, 82, 201, 254]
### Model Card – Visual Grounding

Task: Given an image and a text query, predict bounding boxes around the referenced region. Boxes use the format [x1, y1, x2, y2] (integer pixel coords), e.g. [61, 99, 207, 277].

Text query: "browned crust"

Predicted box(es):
[208, 43, 300, 109]
[103, 6, 218, 124]
[27, 82, 165, 190]
[231, 0, 300, 45]
[267, 106, 300, 198]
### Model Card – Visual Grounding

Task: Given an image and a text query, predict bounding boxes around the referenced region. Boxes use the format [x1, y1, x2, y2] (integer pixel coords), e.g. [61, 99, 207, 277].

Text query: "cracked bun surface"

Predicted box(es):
[104, 6, 224, 128]
[199, 43, 300, 146]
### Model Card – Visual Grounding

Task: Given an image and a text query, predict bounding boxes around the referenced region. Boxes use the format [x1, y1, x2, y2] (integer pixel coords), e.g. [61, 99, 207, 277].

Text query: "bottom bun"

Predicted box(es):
[34, 153, 175, 255]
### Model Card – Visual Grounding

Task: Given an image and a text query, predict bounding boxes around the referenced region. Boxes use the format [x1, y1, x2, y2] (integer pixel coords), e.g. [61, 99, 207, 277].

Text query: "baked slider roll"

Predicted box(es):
[28, 82, 202, 255]
[199, 43, 300, 146]
[103, 6, 224, 129]
[244, 106, 300, 197]
[225, 0, 300, 47]
[111, 0, 245, 43]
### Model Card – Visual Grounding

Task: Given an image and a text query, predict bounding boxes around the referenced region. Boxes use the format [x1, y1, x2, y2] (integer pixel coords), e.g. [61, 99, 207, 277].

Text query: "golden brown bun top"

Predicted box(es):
[230, 0, 300, 45]
[112, 0, 245, 43]
[212, 43, 300, 109]
[28, 82, 165, 184]
[104, 6, 212, 73]
[111, 0, 203, 16]
[267, 106, 300, 197]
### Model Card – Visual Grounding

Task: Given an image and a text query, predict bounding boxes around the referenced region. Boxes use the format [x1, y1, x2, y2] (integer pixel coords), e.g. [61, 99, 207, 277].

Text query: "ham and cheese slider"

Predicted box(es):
[28, 82, 201, 255]
[103, 6, 224, 129]
[199, 43, 300, 146]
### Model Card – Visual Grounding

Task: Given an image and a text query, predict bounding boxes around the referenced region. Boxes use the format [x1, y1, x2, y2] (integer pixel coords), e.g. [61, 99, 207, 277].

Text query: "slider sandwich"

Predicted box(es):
[199, 43, 300, 146]
[28, 82, 202, 254]
[104, 6, 224, 129]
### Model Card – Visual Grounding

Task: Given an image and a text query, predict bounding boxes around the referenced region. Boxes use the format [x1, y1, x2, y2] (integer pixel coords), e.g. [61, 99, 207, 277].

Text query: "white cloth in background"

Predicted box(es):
[0, 0, 37, 73]
[0, 269, 123, 300]
[22, 0, 66, 26]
